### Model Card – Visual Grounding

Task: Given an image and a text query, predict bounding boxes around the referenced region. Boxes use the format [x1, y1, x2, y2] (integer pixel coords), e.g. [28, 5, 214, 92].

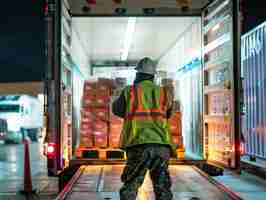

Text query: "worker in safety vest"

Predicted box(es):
[112, 57, 175, 200]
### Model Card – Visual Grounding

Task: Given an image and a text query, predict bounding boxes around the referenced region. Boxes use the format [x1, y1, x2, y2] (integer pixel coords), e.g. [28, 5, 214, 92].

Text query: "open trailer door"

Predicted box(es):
[202, 0, 241, 168]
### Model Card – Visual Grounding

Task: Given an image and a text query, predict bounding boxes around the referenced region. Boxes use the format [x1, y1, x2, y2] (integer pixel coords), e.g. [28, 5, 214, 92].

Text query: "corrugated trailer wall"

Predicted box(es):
[179, 64, 203, 158]
[158, 19, 203, 158]
[180, 21, 203, 158]
[241, 22, 266, 159]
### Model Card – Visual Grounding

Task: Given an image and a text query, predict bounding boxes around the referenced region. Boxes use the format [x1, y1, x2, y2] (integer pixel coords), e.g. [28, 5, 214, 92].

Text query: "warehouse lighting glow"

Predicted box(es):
[121, 17, 136, 61]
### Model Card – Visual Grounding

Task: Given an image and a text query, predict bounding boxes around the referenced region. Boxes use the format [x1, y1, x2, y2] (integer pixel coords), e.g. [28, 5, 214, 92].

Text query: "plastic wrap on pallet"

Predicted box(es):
[242, 22, 266, 159]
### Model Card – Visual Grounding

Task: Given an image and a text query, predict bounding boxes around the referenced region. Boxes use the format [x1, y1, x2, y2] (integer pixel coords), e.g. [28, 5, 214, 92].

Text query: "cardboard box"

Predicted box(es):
[83, 93, 96, 100]
[83, 98, 94, 107]
[80, 129, 93, 137]
[94, 108, 109, 121]
[111, 124, 123, 131]
[81, 108, 94, 118]
[161, 78, 174, 86]
[81, 116, 93, 123]
[94, 132, 108, 148]
[84, 81, 97, 92]
[98, 78, 115, 88]
[109, 136, 120, 148]
[80, 122, 93, 131]
[169, 126, 181, 136]
[83, 101, 109, 108]
[95, 96, 110, 106]
[169, 112, 181, 123]
[172, 135, 183, 148]
[79, 137, 93, 147]
[96, 86, 111, 97]
[94, 121, 108, 133]
[110, 114, 124, 123]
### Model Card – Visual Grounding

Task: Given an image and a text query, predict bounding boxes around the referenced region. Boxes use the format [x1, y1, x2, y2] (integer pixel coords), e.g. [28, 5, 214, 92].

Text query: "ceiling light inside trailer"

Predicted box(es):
[121, 17, 136, 61]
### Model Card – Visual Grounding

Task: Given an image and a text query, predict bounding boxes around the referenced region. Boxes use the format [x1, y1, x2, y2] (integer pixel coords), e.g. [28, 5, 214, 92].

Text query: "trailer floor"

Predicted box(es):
[63, 165, 233, 200]
[214, 169, 266, 200]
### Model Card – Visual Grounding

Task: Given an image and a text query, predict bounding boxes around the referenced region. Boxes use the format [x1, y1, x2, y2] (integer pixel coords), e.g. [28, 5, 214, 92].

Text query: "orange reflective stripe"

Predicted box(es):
[129, 86, 135, 113]
[137, 83, 143, 111]
[127, 115, 166, 121]
[128, 84, 166, 118]
[149, 108, 162, 113]
[126, 111, 166, 121]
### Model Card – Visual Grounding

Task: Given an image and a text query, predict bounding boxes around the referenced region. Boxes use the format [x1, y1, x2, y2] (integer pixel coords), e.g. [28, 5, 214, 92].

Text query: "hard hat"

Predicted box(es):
[135, 57, 157, 75]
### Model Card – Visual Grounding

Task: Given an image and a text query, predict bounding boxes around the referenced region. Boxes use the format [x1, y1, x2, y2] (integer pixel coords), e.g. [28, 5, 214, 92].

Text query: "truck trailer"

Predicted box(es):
[45, 0, 243, 198]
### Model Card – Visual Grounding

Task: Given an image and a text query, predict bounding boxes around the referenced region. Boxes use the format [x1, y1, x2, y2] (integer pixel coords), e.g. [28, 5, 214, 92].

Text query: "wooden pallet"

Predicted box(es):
[76, 147, 126, 160]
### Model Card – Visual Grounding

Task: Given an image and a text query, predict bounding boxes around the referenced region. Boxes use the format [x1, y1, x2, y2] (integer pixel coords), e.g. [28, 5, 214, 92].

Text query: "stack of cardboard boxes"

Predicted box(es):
[79, 79, 113, 149]
[78, 76, 184, 159]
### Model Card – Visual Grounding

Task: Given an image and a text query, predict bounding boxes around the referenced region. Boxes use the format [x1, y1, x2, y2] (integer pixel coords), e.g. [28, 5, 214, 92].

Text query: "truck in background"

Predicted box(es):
[0, 95, 43, 143]
[0, 118, 8, 144]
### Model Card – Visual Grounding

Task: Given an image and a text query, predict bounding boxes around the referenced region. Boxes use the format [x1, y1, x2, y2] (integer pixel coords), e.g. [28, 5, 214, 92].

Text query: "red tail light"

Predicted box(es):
[87, 0, 96, 5]
[113, 0, 122, 3]
[47, 143, 57, 158]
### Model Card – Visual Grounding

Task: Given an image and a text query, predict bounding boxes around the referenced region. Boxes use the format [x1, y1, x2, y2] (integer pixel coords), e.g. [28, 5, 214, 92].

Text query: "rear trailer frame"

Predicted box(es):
[55, 165, 244, 200]
[45, 0, 241, 176]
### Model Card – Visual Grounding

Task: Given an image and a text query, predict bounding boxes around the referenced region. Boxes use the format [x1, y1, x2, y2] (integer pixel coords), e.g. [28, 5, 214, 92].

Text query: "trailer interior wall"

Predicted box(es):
[70, 19, 92, 150]
[241, 22, 266, 160]
[158, 19, 203, 159]
[61, 2, 92, 162]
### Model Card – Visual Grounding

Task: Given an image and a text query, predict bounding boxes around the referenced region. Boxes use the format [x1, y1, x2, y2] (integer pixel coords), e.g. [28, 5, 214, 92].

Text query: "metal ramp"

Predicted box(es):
[55, 165, 243, 200]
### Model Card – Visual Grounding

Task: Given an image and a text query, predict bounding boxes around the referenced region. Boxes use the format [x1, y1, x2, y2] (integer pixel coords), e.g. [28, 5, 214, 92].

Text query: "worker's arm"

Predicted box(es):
[112, 90, 126, 118]
[166, 105, 173, 119]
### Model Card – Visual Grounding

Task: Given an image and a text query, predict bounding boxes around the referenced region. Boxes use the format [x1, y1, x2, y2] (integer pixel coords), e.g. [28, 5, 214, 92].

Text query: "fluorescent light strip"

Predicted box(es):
[121, 17, 136, 61]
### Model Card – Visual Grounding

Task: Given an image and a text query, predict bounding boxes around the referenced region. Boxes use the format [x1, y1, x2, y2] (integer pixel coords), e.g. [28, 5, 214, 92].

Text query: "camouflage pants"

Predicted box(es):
[120, 145, 173, 200]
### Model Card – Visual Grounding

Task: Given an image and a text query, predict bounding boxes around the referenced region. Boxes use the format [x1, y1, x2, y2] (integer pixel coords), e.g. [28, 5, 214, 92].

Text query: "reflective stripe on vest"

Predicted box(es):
[126, 83, 166, 120]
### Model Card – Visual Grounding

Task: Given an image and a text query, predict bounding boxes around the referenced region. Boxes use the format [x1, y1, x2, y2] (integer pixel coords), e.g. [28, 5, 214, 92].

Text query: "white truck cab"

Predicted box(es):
[0, 95, 43, 143]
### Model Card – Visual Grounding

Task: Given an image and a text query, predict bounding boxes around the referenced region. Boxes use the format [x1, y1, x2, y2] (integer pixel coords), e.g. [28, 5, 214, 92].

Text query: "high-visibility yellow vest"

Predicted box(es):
[119, 80, 176, 153]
